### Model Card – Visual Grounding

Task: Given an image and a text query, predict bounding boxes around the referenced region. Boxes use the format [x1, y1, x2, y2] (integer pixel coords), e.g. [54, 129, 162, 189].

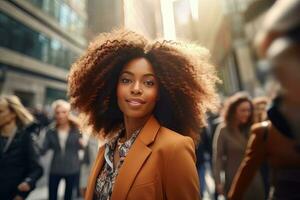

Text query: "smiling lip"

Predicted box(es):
[126, 98, 146, 106]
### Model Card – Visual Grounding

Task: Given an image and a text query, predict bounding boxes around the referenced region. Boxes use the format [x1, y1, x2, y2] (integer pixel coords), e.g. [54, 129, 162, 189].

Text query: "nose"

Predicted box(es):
[131, 81, 142, 95]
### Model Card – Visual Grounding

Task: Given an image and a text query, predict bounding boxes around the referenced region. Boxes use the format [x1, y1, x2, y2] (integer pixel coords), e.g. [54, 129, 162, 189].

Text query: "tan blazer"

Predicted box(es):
[85, 116, 200, 200]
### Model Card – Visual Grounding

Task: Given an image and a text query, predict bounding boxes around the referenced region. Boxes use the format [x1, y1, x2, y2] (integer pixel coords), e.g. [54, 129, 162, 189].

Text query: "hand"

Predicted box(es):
[17, 182, 31, 192]
[13, 195, 24, 200]
[80, 188, 86, 197]
[216, 183, 224, 195]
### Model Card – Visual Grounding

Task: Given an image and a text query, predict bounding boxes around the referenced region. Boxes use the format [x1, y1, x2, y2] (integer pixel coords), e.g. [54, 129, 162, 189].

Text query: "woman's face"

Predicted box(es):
[117, 57, 159, 119]
[235, 101, 252, 125]
[54, 105, 69, 125]
[0, 99, 16, 127]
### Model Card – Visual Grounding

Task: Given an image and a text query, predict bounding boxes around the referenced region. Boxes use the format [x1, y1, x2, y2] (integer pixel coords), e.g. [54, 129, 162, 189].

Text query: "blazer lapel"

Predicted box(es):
[111, 116, 161, 200]
[85, 146, 105, 200]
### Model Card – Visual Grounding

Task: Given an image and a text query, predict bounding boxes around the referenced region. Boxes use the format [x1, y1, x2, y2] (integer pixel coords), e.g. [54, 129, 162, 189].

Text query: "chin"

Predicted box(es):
[239, 120, 248, 125]
[124, 111, 151, 119]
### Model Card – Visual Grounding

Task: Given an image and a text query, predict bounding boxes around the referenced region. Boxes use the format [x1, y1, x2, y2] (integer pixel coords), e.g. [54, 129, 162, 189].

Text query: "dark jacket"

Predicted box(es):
[0, 123, 43, 199]
[41, 124, 82, 175]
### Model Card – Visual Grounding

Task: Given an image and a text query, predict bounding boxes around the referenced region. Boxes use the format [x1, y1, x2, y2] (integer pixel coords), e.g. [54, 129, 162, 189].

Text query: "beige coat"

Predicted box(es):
[213, 123, 264, 199]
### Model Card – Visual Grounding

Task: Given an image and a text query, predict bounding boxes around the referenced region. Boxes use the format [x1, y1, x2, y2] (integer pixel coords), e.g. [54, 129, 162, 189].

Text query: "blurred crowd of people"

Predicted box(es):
[0, 0, 299, 199]
[0, 96, 99, 200]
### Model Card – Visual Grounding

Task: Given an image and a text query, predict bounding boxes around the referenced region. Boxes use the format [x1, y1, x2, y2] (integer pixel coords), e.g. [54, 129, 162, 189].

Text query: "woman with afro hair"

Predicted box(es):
[68, 29, 219, 200]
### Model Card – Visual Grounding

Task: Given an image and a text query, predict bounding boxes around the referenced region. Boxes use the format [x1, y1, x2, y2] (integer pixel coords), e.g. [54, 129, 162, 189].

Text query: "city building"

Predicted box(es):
[0, 0, 87, 107]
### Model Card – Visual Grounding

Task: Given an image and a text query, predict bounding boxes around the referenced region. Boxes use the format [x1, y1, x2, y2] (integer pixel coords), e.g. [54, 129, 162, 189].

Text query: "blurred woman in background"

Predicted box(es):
[213, 92, 264, 200]
[40, 99, 83, 200]
[0, 95, 43, 200]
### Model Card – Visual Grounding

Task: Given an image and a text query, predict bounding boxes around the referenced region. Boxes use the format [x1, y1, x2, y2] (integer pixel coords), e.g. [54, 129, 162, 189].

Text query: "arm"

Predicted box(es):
[165, 136, 200, 200]
[39, 129, 52, 155]
[227, 123, 268, 200]
[16, 130, 44, 199]
[212, 124, 226, 194]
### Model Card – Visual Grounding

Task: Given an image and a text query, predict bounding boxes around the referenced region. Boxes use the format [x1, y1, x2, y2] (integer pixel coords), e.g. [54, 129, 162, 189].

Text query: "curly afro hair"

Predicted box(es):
[68, 29, 219, 144]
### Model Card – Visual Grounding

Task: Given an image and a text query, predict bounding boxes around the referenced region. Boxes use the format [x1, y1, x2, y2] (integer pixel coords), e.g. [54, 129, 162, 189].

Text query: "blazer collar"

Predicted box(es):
[85, 115, 161, 200]
[111, 115, 160, 200]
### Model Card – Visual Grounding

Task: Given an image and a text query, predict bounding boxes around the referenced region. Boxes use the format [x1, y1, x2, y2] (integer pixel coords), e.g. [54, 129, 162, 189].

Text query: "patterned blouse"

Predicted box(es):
[94, 129, 140, 200]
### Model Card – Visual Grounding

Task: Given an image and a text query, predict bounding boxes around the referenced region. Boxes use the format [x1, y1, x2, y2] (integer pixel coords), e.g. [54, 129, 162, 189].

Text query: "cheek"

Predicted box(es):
[116, 85, 128, 113]
[116, 84, 127, 100]
[149, 91, 158, 102]
[243, 112, 251, 121]
[0, 113, 8, 123]
[145, 88, 159, 105]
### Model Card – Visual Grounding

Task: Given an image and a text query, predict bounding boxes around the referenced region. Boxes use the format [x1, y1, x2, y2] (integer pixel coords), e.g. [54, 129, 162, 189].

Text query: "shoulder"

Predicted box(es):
[250, 121, 270, 137]
[213, 123, 227, 140]
[156, 126, 195, 152]
[70, 125, 81, 135]
[215, 123, 227, 134]
[159, 126, 194, 142]
[45, 124, 57, 137]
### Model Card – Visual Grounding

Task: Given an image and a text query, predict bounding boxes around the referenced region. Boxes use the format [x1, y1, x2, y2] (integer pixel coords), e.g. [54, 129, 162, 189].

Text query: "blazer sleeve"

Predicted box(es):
[164, 136, 200, 200]
[212, 124, 226, 186]
[18, 129, 43, 198]
[227, 123, 267, 200]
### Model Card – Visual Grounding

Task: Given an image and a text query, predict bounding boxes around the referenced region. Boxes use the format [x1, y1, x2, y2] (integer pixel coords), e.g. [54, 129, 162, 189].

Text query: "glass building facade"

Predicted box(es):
[0, 11, 79, 70]
[0, 0, 86, 106]
[25, 0, 86, 37]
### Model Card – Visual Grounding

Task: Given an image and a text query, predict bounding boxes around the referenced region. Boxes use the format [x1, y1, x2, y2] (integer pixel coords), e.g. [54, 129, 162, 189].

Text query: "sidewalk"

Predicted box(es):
[27, 180, 66, 200]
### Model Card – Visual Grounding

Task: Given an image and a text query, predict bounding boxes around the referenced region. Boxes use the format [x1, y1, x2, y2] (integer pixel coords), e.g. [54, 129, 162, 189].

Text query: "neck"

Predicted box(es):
[57, 122, 70, 132]
[1, 120, 17, 137]
[229, 121, 240, 132]
[123, 115, 151, 140]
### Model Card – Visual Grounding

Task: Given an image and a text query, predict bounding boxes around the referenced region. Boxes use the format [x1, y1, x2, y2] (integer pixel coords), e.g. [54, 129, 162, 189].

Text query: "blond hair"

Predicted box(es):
[51, 99, 71, 112]
[51, 99, 80, 129]
[0, 95, 34, 126]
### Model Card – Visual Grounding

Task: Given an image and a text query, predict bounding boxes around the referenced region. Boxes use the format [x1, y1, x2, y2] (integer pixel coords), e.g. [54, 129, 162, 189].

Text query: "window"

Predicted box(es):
[45, 87, 66, 105]
[26, 0, 86, 37]
[59, 3, 70, 29]
[0, 12, 79, 70]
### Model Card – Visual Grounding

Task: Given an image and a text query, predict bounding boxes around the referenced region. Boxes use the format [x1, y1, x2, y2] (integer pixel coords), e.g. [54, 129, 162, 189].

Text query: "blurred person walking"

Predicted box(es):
[0, 95, 43, 200]
[40, 99, 83, 200]
[228, 0, 300, 199]
[253, 97, 269, 123]
[213, 92, 264, 200]
[79, 133, 100, 197]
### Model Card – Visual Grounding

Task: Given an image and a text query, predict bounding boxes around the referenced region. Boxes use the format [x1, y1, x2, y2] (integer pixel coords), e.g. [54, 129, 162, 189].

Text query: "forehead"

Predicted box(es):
[238, 101, 251, 108]
[0, 99, 9, 108]
[121, 57, 155, 75]
[55, 105, 69, 112]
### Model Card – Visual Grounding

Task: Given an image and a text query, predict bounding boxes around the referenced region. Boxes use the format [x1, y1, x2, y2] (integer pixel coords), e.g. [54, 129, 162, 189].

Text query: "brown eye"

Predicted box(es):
[120, 78, 132, 84]
[144, 80, 155, 86]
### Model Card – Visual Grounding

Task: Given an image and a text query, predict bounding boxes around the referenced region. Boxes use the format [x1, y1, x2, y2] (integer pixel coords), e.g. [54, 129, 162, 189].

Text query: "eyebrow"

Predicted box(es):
[120, 71, 155, 77]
